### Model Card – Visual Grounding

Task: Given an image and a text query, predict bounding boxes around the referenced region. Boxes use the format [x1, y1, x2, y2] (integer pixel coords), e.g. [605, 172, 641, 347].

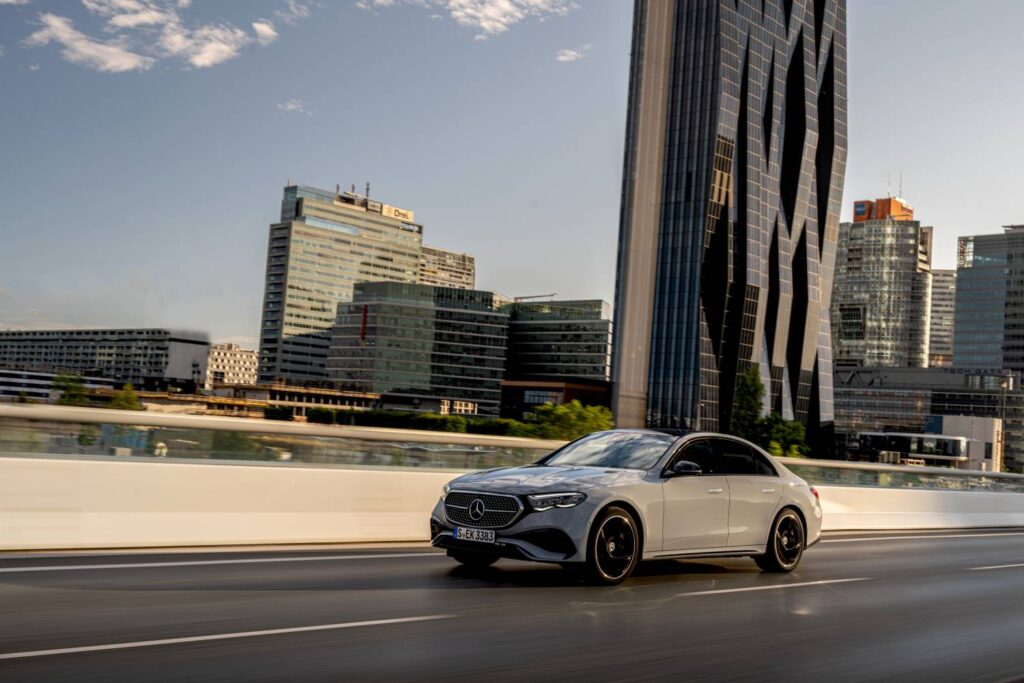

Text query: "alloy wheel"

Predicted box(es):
[594, 514, 637, 582]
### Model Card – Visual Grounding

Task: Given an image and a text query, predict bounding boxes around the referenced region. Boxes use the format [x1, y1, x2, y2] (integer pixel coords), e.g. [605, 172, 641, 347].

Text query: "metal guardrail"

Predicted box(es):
[2, 403, 1024, 492]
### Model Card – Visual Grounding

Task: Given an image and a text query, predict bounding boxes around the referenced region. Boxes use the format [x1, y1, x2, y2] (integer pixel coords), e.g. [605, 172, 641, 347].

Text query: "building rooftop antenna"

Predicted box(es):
[899, 170, 904, 199]
[365, 182, 371, 200]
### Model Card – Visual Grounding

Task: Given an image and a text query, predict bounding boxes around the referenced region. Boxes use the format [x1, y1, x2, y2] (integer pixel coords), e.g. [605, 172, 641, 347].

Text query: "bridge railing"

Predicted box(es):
[2, 404, 1023, 492]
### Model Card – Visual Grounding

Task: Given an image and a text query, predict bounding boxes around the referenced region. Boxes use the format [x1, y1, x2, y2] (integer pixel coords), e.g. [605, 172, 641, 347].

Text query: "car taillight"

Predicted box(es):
[809, 486, 820, 501]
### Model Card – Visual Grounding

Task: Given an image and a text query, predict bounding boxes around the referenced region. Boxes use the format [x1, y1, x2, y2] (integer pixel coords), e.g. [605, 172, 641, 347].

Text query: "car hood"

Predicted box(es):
[450, 465, 647, 494]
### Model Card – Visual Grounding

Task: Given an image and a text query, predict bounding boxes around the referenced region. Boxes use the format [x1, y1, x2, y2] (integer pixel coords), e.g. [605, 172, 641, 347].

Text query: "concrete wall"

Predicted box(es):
[2, 456, 1024, 551]
[815, 485, 1024, 530]
[0, 457, 455, 551]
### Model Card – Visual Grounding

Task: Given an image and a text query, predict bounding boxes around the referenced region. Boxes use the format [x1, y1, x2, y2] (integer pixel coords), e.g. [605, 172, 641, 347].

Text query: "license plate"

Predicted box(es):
[454, 527, 495, 544]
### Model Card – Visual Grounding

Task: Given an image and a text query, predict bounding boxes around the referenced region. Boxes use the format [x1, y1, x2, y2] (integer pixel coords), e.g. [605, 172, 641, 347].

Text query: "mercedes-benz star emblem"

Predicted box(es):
[468, 498, 486, 522]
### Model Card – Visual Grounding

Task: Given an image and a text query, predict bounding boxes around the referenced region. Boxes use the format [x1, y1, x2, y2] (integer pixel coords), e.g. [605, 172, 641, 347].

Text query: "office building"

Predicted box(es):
[0, 328, 208, 389]
[954, 226, 1024, 370]
[328, 282, 508, 415]
[0, 369, 116, 403]
[505, 299, 612, 381]
[929, 270, 956, 367]
[205, 342, 259, 389]
[851, 415, 1002, 472]
[501, 299, 612, 418]
[831, 196, 932, 368]
[612, 0, 847, 441]
[258, 185, 424, 384]
[418, 246, 475, 290]
[833, 366, 1021, 471]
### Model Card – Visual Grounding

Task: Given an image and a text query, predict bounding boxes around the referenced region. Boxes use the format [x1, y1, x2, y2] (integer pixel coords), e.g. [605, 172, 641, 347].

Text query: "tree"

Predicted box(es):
[54, 373, 89, 407]
[109, 384, 143, 411]
[731, 366, 764, 441]
[758, 412, 810, 457]
[525, 401, 614, 441]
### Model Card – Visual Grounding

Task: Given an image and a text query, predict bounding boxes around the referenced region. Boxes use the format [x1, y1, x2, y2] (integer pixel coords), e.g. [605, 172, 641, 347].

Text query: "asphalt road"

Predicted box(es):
[2, 530, 1024, 682]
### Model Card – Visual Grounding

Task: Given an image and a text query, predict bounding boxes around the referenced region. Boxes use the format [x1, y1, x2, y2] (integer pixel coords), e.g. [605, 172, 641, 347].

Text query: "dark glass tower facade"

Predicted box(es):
[612, 0, 847, 442]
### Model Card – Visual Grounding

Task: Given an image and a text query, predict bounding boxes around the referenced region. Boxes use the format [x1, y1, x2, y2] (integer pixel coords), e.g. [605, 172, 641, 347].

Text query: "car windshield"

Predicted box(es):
[543, 431, 676, 471]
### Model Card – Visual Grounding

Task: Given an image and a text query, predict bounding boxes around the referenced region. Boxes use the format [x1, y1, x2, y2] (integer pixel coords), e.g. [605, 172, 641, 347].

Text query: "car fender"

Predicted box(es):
[579, 487, 662, 557]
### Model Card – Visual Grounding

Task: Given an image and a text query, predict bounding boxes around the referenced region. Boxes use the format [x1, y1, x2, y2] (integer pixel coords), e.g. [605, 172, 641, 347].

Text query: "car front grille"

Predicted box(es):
[444, 491, 523, 529]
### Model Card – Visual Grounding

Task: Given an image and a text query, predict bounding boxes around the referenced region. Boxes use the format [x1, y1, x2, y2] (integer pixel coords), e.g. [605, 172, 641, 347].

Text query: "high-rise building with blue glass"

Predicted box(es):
[954, 226, 1024, 371]
[612, 0, 848, 443]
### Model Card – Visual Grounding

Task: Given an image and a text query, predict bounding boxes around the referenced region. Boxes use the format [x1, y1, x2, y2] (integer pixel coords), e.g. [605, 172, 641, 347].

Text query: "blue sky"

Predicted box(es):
[2, 0, 1023, 344]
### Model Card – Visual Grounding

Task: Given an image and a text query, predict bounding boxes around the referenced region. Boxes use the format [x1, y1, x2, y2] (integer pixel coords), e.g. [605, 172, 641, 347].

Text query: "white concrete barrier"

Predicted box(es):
[2, 456, 1024, 550]
[0, 456, 462, 551]
[817, 485, 1024, 530]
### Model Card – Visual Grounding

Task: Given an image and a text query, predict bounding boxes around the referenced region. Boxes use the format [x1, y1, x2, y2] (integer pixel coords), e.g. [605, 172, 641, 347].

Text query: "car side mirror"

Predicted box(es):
[667, 460, 702, 477]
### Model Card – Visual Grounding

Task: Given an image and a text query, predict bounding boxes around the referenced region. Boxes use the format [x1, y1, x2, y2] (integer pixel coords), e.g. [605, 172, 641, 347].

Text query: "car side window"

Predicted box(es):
[716, 439, 757, 475]
[715, 438, 778, 476]
[752, 450, 778, 476]
[674, 440, 723, 475]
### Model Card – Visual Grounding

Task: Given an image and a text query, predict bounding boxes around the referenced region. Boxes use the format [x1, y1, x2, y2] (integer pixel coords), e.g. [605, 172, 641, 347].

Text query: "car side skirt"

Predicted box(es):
[645, 547, 765, 560]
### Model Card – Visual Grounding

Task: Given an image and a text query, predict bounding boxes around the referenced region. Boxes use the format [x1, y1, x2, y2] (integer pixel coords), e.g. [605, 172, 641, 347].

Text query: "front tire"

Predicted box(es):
[450, 550, 499, 569]
[755, 508, 805, 573]
[585, 506, 640, 585]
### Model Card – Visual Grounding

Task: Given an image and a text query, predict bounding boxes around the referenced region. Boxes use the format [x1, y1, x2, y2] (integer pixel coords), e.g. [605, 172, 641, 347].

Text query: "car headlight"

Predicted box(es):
[528, 492, 586, 511]
[441, 483, 451, 497]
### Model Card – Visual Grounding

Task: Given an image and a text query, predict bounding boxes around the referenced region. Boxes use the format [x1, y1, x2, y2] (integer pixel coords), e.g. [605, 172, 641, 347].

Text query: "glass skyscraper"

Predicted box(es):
[831, 197, 932, 368]
[612, 0, 847, 443]
[929, 269, 956, 367]
[955, 226, 1024, 370]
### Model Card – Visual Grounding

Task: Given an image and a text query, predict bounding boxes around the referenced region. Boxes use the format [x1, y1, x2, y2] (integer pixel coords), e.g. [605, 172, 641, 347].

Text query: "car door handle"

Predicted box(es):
[762, 488, 777, 494]
[708, 488, 724, 494]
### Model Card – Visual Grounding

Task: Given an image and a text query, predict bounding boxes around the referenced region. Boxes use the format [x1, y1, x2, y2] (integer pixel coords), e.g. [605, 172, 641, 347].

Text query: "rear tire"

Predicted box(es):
[450, 550, 499, 569]
[755, 508, 805, 573]
[584, 506, 640, 585]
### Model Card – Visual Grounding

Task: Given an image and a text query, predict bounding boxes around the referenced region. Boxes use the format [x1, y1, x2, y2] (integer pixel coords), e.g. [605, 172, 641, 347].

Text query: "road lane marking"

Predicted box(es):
[822, 532, 1024, 544]
[676, 577, 870, 597]
[0, 615, 452, 661]
[968, 563, 1024, 571]
[0, 552, 445, 574]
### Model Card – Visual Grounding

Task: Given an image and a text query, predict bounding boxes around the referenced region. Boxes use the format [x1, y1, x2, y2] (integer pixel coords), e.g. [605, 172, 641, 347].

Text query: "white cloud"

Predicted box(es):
[252, 19, 278, 46]
[0, 43, 5, 57]
[159, 20, 251, 68]
[21, 1, 299, 73]
[29, 62, 40, 70]
[0, 0, 31, 5]
[555, 43, 589, 62]
[24, 13, 155, 72]
[358, 0, 577, 38]
[277, 98, 307, 114]
[274, 0, 310, 25]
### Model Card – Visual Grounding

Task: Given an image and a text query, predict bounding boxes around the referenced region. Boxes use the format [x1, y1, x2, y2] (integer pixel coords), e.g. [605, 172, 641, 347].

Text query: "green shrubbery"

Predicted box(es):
[263, 406, 294, 421]
[305, 407, 335, 424]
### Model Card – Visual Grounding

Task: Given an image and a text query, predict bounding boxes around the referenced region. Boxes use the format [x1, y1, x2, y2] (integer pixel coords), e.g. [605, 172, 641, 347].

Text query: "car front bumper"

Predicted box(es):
[429, 496, 593, 564]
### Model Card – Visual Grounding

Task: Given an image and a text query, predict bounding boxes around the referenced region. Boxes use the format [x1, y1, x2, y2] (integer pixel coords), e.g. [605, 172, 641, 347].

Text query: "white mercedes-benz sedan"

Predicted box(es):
[430, 429, 822, 584]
